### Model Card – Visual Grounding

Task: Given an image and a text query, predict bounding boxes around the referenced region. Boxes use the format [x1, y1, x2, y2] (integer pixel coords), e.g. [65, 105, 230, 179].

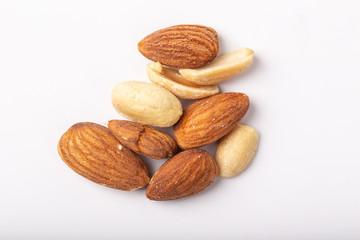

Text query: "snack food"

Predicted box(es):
[215, 124, 259, 177]
[146, 149, 218, 201]
[57, 122, 150, 190]
[146, 62, 219, 99]
[108, 120, 178, 159]
[58, 24, 260, 201]
[174, 92, 250, 149]
[111, 81, 183, 127]
[179, 47, 254, 85]
[138, 24, 219, 68]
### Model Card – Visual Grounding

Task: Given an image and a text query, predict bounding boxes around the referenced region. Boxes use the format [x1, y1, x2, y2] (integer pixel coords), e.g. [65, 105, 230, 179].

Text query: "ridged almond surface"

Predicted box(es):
[146, 62, 219, 99]
[146, 149, 218, 201]
[138, 24, 219, 68]
[108, 120, 178, 159]
[111, 81, 183, 127]
[179, 47, 254, 85]
[57, 122, 150, 190]
[174, 93, 250, 149]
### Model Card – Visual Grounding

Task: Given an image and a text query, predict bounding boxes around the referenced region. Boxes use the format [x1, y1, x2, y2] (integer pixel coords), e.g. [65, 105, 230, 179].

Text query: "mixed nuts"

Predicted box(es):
[58, 24, 259, 201]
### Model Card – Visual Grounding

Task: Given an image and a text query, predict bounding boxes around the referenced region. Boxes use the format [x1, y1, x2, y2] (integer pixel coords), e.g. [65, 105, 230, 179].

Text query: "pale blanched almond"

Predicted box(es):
[111, 81, 183, 127]
[154, 62, 199, 87]
[215, 124, 259, 178]
[146, 62, 219, 99]
[179, 47, 254, 85]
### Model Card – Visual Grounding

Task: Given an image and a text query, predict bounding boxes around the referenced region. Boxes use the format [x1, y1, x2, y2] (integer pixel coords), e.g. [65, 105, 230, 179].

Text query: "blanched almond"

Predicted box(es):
[111, 81, 183, 127]
[146, 62, 219, 99]
[179, 47, 254, 85]
[215, 124, 259, 178]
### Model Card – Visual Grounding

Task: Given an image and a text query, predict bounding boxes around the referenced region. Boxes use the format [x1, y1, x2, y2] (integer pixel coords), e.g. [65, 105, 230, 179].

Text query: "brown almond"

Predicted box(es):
[107, 120, 178, 159]
[138, 24, 219, 69]
[146, 149, 218, 201]
[57, 122, 150, 190]
[173, 93, 249, 149]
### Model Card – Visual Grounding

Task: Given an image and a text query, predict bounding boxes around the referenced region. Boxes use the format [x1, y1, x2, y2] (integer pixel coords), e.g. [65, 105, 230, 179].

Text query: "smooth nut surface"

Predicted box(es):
[147, 62, 219, 99]
[108, 120, 178, 159]
[138, 24, 219, 68]
[57, 122, 150, 190]
[215, 124, 259, 178]
[179, 47, 254, 85]
[111, 81, 183, 127]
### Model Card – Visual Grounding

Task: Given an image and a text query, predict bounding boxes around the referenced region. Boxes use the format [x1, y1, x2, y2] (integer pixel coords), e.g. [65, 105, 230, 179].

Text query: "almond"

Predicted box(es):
[179, 47, 254, 85]
[215, 124, 259, 178]
[57, 122, 150, 190]
[108, 120, 178, 159]
[138, 24, 219, 68]
[174, 93, 249, 149]
[146, 149, 218, 201]
[111, 81, 183, 127]
[146, 62, 219, 99]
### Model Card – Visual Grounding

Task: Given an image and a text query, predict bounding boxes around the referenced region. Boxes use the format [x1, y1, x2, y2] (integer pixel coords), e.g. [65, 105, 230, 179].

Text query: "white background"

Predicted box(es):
[1, 0, 359, 239]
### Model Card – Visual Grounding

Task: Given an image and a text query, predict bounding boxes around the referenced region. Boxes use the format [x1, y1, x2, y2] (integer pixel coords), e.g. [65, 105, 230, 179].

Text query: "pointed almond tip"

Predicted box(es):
[137, 40, 145, 53]
[106, 120, 113, 128]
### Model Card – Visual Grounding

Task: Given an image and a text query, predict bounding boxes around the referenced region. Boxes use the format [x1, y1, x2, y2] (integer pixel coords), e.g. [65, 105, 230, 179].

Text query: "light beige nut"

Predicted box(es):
[146, 62, 219, 99]
[215, 124, 259, 178]
[111, 81, 182, 127]
[179, 47, 254, 85]
[150, 62, 199, 87]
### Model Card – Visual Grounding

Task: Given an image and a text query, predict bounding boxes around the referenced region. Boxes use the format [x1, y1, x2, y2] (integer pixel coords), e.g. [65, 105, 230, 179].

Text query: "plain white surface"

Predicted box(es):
[1, 0, 360, 239]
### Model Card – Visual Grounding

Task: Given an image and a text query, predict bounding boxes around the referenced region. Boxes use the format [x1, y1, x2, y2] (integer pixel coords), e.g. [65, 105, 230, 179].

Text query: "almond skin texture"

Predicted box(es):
[138, 24, 219, 69]
[146, 149, 218, 201]
[57, 122, 150, 190]
[174, 93, 250, 149]
[108, 120, 178, 159]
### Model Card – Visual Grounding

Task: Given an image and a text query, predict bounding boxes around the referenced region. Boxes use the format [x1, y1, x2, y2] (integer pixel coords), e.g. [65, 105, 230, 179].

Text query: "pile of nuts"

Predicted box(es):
[58, 25, 259, 201]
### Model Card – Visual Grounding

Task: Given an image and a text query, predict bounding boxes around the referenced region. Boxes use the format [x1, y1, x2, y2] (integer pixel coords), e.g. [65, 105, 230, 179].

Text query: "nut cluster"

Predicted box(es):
[58, 24, 259, 201]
